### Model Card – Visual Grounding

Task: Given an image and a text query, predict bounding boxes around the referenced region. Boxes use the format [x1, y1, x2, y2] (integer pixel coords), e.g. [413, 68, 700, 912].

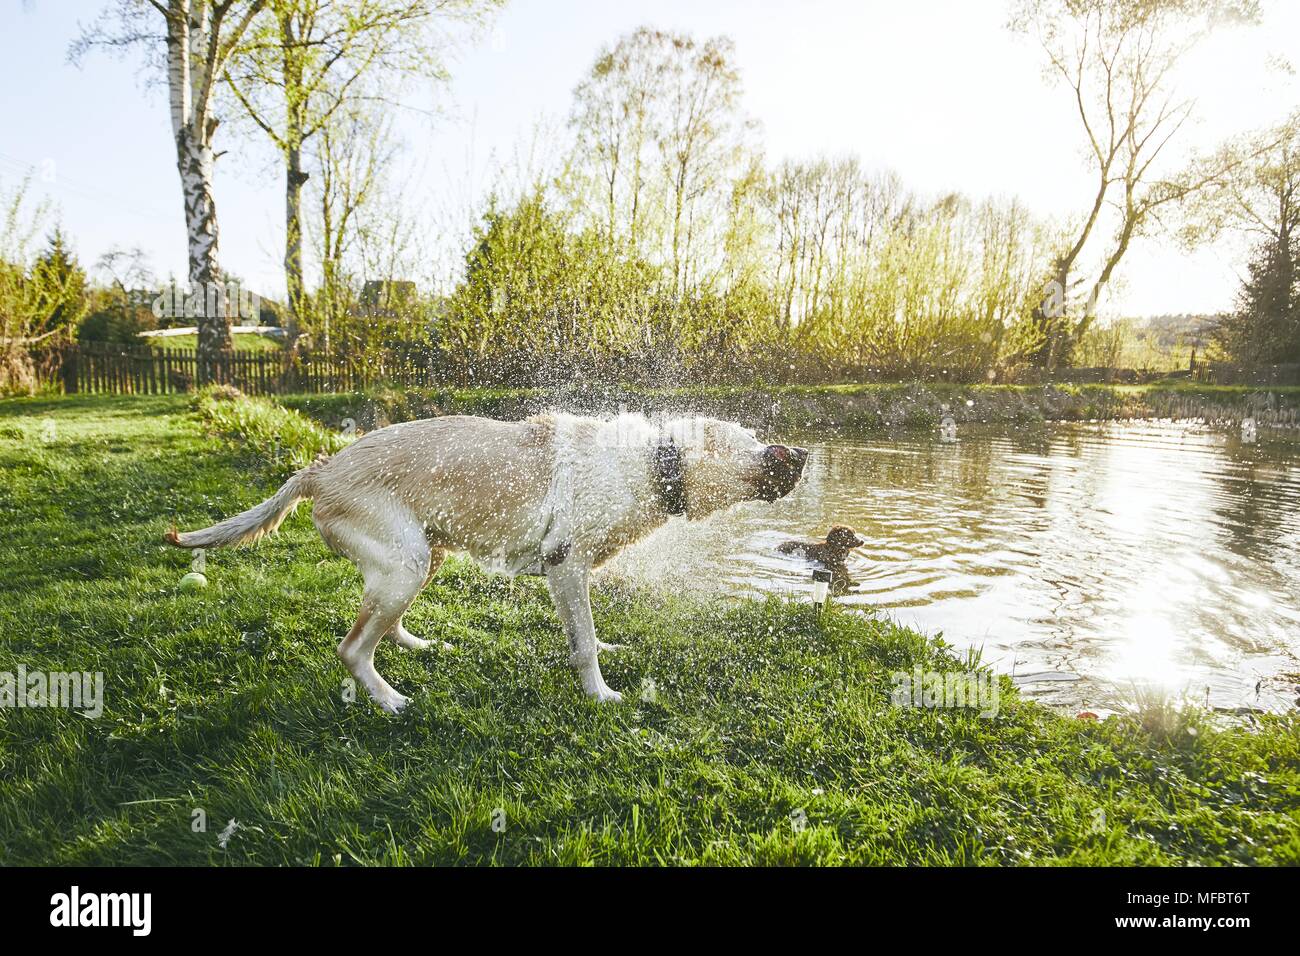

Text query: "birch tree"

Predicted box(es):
[75, 0, 266, 376]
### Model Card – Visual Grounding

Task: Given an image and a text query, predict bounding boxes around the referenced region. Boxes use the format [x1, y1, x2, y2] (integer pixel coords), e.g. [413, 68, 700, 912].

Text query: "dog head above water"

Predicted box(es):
[826, 525, 866, 551]
[660, 417, 807, 519]
[754, 442, 809, 502]
[543, 411, 807, 520]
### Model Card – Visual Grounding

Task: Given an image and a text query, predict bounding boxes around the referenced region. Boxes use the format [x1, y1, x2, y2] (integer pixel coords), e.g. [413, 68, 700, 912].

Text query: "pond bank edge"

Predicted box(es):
[278, 382, 1300, 435]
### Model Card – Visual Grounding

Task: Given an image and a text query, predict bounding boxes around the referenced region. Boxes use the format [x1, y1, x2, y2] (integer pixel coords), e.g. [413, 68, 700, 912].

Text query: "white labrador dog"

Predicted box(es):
[165, 412, 807, 713]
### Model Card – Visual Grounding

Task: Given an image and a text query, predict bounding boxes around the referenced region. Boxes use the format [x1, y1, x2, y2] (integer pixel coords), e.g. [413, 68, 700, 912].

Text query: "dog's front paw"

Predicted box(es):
[374, 690, 411, 715]
[585, 681, 623, 705]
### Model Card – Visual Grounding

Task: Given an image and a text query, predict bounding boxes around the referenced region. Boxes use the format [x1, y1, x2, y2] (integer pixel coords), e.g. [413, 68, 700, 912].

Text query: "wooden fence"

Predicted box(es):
[47, 343, 1300, 396]
[1198, 362, 1300, 387]
[57, 343, 448, 396]
[52, 342, 859, 393]
[50, 343, 847, 395]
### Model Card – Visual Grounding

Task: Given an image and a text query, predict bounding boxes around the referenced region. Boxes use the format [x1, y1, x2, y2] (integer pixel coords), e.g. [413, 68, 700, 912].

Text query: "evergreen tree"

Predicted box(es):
[1215, 235, 1299, 364]
[31, 228, 88, 337]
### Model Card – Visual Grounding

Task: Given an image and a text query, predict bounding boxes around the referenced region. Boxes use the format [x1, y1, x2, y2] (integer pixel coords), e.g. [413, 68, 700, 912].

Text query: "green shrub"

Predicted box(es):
[192, 386, 352, 477]
[76, 304, 157, 345]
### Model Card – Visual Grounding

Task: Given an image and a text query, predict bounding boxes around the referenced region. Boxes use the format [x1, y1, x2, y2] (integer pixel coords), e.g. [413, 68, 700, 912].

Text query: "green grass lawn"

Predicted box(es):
[0, 393, 1297, 865]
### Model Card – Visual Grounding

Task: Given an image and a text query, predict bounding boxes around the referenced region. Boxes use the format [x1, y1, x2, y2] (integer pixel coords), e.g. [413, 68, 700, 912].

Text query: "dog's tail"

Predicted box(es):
[163, 456, 328, 550]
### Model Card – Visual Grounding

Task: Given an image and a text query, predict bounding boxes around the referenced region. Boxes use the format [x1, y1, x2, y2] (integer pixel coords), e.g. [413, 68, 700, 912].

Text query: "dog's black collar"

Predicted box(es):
[652, 442, 687, 516]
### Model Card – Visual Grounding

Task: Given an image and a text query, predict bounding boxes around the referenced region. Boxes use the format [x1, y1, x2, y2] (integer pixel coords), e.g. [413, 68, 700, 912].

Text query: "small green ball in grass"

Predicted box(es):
[179, 571, 208, 591]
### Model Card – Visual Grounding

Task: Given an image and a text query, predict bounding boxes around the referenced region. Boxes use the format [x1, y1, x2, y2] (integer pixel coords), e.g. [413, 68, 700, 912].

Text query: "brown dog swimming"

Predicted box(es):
[778, 525, 864, 592]
[778, 525, 865, 565]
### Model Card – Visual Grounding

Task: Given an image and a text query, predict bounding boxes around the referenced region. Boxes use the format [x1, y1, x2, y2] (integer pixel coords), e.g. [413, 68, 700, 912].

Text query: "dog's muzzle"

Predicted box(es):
[756, 444, 807, 501]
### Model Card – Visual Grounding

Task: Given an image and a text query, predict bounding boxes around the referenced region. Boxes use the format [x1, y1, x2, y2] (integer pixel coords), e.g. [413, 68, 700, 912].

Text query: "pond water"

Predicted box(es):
[603, 420, 1300, 713]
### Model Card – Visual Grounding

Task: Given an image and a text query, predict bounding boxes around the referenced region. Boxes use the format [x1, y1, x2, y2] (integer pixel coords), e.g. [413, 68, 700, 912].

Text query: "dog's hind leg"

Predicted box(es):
[336, 523, 430, 714]
[386, 547, 451, 651]
[545, 562, 622, 704]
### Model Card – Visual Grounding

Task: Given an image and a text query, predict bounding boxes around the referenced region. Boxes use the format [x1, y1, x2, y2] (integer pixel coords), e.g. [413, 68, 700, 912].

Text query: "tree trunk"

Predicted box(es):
[285, 142, 308, 349]
[177, 122, 230, 381]
[161, 0, 264, 383]
[281, 10, 307, 351]
[671, 163, 687, 300]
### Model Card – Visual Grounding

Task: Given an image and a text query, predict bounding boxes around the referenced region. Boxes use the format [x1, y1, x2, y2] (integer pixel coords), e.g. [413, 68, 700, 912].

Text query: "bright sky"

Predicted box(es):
[3, 0, 1298, 316]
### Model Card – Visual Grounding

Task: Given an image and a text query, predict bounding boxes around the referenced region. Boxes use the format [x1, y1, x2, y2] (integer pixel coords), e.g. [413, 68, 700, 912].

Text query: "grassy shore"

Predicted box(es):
[277, 380, 1300, 436]
[0, 393, 1297, 865]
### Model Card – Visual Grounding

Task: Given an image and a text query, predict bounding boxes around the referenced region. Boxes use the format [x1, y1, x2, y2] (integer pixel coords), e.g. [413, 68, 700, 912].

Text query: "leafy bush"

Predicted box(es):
[76, 302, 158, 345]
[1, 183, 89, 394]
[192, 386, 352, 477]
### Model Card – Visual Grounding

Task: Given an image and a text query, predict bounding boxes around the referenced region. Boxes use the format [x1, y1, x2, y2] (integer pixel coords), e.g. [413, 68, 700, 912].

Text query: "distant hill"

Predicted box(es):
[1130, 313, 1225, 346]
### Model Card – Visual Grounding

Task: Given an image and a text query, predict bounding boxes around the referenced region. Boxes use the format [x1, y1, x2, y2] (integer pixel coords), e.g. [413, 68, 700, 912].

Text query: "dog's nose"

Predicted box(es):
[759, 444, 808, 500]
[764, 444, 807, 468]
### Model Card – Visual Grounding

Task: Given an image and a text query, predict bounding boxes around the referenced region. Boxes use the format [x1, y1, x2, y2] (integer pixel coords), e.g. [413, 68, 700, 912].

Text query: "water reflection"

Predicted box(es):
[602, 421, 1300, 712]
